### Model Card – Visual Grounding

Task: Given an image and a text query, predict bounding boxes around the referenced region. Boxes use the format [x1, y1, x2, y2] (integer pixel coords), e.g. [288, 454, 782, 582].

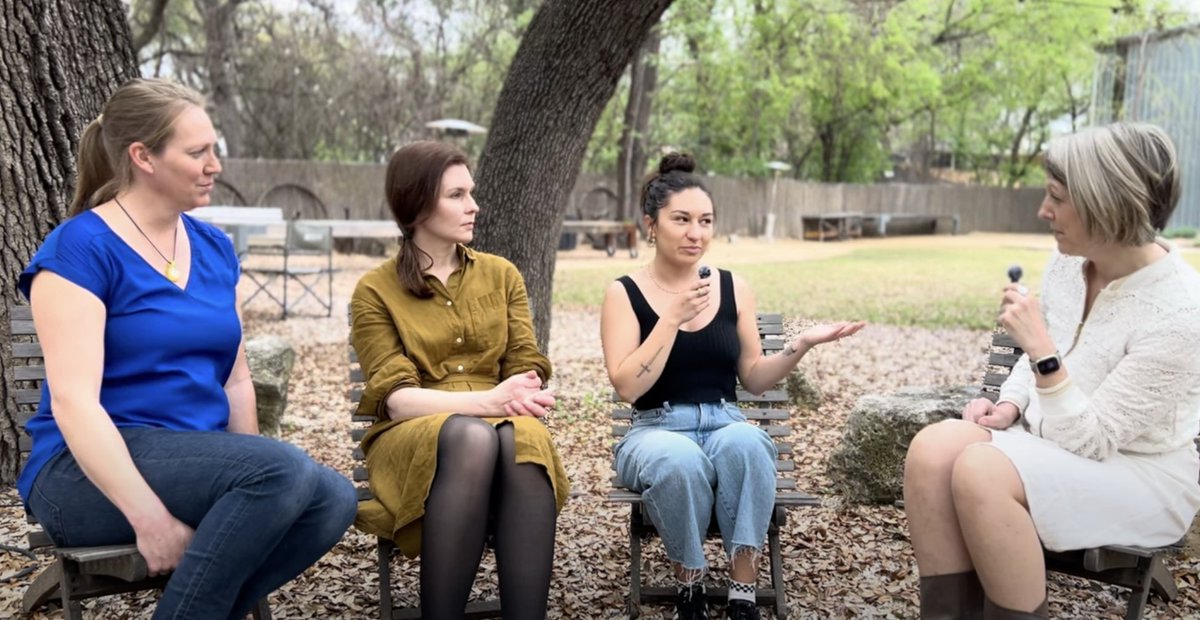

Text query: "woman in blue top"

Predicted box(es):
[600, 153, 864, 620]
[18, 78, 356, 619]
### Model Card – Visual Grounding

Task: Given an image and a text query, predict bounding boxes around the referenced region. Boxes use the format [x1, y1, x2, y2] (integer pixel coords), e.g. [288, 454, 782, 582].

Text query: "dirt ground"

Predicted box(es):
[2, 233, 1196, 619]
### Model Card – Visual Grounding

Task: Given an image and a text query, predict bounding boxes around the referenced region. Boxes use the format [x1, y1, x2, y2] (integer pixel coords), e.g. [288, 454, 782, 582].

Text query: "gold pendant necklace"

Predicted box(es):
[115, 197, 181, 282]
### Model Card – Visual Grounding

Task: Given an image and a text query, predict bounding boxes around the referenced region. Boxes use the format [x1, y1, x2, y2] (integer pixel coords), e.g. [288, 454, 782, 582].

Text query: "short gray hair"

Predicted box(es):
[1043, 122, 1179, 246]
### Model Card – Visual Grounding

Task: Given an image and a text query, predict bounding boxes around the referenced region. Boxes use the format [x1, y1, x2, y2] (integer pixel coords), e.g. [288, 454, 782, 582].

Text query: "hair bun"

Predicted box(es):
[658, 152, 696, 175]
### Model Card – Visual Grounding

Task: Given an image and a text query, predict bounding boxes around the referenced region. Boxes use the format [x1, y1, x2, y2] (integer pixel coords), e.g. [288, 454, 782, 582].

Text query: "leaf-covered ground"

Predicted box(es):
[2, 241, 1197, 619]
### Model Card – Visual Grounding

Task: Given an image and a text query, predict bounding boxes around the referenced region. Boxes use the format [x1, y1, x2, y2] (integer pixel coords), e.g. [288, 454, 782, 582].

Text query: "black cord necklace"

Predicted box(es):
[114, 197, 181, 282]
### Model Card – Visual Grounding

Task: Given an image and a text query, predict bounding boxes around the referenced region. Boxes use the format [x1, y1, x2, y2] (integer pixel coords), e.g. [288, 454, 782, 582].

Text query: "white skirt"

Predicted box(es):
[986, 428, 1200, 551]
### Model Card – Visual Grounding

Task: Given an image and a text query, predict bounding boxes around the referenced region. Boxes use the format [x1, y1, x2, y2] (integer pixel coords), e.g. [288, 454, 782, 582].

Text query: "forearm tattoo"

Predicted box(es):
[636, 346, 664, 377]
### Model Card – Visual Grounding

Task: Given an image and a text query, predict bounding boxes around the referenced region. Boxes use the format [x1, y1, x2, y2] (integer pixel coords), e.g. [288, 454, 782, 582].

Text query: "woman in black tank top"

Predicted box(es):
[600, 153, 865, 620]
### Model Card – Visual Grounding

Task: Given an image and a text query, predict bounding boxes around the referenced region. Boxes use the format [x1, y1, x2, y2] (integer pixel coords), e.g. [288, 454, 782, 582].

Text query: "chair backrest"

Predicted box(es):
[8, 305, 40, 461]
[346, 310, 373, 502]
[979, 328, 1023, 403]
[287, 222, 334, 254]
[7, 305, 56, 549]
[609, 313, 796, 491]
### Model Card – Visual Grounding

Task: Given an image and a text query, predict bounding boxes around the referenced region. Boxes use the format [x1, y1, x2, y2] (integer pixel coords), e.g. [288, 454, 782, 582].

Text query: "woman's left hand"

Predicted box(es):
[797, 321, 866, 349]
[998, 284, 1054, 357]
[504, 389, 556, 418]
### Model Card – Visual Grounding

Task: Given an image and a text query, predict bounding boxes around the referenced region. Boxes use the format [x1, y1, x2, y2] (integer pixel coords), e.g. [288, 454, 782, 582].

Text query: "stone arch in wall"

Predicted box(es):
[574, 186, 620, 220]
[257, 183, 327, 219]
[210, 179, 248, 206]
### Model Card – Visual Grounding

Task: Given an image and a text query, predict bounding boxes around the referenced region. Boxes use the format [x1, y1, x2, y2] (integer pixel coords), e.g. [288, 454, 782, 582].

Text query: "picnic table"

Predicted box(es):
[801, 212, 863, 242]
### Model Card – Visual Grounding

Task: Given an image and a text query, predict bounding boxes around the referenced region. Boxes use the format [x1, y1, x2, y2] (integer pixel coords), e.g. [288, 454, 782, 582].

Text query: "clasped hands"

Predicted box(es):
[493, 370, 555, 418]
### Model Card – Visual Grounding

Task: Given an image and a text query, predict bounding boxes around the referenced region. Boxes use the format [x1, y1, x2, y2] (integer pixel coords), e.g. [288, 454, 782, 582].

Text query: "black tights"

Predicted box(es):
[420, 415, 557, 620]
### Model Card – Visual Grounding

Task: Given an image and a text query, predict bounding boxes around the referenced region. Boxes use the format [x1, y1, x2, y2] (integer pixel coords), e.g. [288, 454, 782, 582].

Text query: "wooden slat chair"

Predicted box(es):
[608, 313, 820, 619]
[7, 305, 271, 619]
[347, 319, 502, 619]
[980, 328, 1182, 620]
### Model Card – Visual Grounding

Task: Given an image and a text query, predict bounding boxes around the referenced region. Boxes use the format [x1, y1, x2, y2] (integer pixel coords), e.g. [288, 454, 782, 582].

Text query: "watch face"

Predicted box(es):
[1036, 356, 1061, 375]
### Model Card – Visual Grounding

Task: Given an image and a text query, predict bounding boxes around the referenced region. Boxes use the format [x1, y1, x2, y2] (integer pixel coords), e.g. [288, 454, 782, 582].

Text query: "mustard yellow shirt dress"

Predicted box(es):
[350, 246, 570, 557]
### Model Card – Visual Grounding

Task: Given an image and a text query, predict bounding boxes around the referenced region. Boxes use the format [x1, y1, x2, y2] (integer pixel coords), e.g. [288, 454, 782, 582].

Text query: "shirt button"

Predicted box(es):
[446, 300, 453, 306]
[456, 364, 464, 372]
[455, 337, 463, 344]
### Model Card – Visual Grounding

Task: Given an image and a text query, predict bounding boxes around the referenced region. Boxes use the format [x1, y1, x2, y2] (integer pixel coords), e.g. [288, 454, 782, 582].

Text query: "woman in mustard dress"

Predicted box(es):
[350, 141, 569, 620]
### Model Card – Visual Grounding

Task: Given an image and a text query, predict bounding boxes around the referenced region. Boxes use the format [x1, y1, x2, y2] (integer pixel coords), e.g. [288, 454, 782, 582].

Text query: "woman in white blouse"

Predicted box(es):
[903, 122, 1200, 620]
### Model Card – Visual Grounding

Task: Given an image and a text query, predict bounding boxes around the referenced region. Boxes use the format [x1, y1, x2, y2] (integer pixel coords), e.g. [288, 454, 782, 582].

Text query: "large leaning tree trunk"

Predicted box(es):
[472, 0, 676, 351]
[0, 0, 137, 483]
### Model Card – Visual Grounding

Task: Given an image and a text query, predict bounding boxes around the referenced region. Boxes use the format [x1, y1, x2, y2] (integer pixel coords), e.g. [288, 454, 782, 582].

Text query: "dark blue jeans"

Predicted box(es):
[26, 427, 357, 620]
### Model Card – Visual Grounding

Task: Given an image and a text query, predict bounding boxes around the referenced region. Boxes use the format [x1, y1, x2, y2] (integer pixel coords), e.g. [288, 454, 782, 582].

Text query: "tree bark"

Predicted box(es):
[617, 27, 661, 223]
[472, 0, 675, 351]
[195, 0, 244, 157]
[130, 0, 172, 54]
[0, 0, 137, 483]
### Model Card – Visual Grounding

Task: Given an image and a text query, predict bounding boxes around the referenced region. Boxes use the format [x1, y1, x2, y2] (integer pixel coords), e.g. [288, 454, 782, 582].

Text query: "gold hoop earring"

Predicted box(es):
[648, 233, 656, 246]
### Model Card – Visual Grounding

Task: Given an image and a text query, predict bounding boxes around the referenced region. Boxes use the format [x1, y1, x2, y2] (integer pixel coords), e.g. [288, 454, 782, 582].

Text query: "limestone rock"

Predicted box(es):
[827, 386, 976, 505]
[245, 336, 296, 438]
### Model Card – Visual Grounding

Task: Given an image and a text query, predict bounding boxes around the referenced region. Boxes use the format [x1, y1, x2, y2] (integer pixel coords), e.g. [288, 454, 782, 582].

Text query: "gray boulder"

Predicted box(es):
[827, 386, 976, 505]
[245, 336, 296, 438]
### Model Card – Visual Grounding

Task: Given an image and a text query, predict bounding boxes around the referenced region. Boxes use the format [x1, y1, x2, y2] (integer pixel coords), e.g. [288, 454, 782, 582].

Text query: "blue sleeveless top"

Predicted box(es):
[618, 268, 741, 411]
[15, 210, 242, 503]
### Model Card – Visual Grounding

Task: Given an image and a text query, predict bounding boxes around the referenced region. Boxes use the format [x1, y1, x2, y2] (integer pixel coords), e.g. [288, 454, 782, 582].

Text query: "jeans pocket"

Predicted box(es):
[723, 403, 748, 423]
[631, 407, 665, 427]
[28, 482, 68, 547]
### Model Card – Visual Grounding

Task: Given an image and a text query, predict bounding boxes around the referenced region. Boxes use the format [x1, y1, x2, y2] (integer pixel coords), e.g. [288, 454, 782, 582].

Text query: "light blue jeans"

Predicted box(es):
[615, 400, 777, 571]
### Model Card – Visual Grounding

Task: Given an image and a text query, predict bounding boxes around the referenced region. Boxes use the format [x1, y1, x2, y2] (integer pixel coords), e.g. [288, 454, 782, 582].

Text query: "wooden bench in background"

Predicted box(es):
[7, 305, 271, 619]
[980, 328, 1182, 620]
[801, 212, 863, 242]
[608, 313, 819, 619]
[861, 213, 960, 237]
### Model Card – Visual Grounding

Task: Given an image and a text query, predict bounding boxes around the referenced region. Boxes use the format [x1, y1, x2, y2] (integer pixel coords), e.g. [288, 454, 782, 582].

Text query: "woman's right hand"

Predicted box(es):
[665, 279, 712, 328]
[961, 397, 1020, 430]
[133, 511, 194, 576]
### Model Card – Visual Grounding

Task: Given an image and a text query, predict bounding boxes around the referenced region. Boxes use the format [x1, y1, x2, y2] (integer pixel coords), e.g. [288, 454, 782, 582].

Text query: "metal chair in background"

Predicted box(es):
[242, 221, 335, 319]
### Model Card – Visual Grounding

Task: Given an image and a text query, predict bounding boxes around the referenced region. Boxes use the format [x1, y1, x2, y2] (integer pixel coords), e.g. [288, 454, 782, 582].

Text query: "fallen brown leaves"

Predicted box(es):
[1, 257, 1196, 619]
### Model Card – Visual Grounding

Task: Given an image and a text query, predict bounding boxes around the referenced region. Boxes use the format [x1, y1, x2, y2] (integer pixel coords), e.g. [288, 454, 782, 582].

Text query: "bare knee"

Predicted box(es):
[950, 444, 1026, 510]
[906, 419, 990, 476]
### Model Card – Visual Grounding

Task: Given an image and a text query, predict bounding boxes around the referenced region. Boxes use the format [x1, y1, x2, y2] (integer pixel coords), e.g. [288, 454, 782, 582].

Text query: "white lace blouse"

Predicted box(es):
[998, 242, 1200, 460]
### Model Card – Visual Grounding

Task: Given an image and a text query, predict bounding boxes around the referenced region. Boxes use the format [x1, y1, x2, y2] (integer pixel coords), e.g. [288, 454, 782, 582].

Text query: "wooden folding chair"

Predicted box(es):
[608, 313, 820, 618]
[8, 304, 271, 619]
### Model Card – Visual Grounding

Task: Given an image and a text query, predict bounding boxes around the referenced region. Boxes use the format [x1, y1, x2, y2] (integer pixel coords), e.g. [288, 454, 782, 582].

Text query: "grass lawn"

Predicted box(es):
[554, 234, 1200, 330]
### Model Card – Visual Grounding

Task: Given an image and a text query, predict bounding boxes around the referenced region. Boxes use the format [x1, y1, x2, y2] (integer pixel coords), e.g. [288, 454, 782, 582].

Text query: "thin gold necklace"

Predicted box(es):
[114, 197, 181, 282]
[644, 267, 684, 294]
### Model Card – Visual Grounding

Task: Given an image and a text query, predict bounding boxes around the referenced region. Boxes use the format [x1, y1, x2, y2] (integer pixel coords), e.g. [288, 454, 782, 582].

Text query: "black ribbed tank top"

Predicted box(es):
[618, 268, 740, 411]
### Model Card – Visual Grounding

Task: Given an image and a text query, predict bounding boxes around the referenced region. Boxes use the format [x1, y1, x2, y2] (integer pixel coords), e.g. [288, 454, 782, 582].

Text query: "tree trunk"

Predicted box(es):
[616, 27, 661, 223]
[472, 0, 675, 351]
[196, 0, 243, 157]
[0, 0, 136, 483]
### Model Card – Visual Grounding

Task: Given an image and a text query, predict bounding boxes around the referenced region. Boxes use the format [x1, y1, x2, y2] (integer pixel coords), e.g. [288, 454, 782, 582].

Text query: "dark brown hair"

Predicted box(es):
[71, 78, 205, 215]
[384, 141, 470, 298]
[640, 152, 712, 222]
